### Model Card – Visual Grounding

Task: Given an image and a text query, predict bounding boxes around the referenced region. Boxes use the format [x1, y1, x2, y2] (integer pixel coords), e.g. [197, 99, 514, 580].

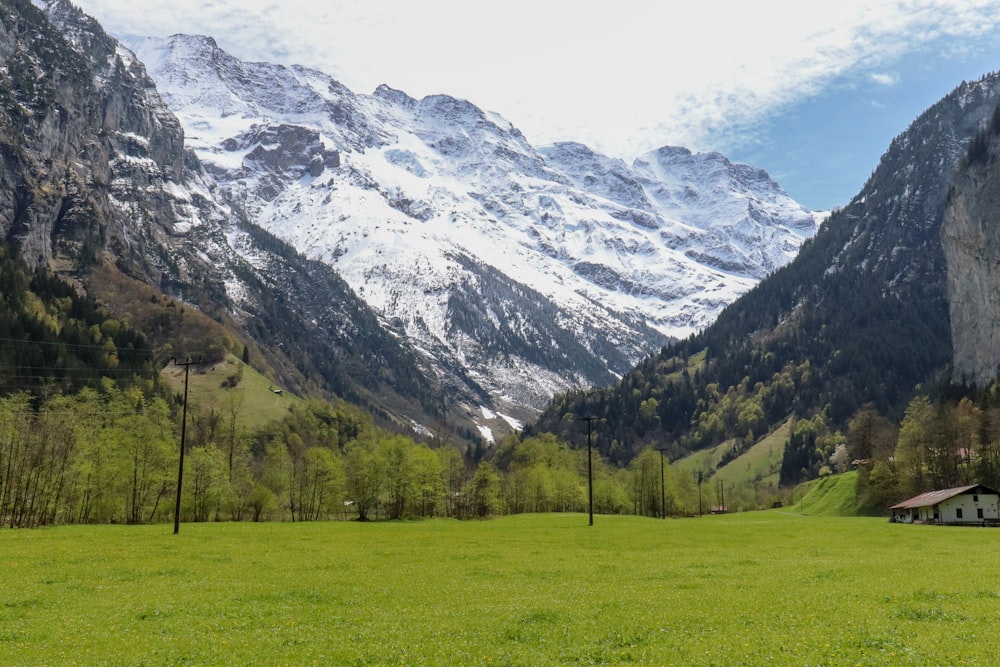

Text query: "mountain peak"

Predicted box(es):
[373, 83, 416, 107]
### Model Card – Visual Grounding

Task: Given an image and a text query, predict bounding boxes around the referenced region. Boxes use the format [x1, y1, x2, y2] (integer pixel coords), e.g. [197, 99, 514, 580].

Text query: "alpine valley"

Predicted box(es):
[13, 0, 822, 443]
[5, 0, 1000, 516]
[120, 31, 821, 435]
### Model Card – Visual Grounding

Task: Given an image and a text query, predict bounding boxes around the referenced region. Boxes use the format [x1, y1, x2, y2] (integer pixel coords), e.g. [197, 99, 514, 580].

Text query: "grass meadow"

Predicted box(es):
[160, 354, 302, 430]
[3, 512, 1000, 666]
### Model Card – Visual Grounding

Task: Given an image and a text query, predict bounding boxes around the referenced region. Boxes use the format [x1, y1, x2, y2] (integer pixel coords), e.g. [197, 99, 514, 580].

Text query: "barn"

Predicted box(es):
[889, 484, 1000, 525]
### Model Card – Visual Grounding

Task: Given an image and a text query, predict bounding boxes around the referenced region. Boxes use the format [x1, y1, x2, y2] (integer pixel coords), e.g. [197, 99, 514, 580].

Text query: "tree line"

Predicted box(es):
[848, 389, 1000, 512]
[0, 236, 722, 527]
[0, 379, 737, 527]
[16, 362, 1000, 526]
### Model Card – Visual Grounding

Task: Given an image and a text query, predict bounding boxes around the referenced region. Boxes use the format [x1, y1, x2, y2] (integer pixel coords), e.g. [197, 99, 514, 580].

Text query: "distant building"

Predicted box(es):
[889, 484, 999, 525]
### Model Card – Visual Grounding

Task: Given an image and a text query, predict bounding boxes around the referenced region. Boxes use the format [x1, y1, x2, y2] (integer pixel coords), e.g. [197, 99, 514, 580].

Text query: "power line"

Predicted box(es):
[0, 368, 157, 376]
[0, 336, 153, 355]
[0, 410, 173, 417]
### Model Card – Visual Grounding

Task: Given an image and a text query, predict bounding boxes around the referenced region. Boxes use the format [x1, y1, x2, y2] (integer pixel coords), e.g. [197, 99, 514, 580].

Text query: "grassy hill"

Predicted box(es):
[668, 424, 868, 515]
[786, 471, 863, 516]
[673, 419, 791, 510]
[159, 353, 302, 430]
[708, 419, 789, 487]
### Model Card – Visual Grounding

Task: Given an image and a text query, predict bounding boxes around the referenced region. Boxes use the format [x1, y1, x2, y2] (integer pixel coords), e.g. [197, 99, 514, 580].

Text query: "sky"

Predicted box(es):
[70, 0, 1000, 211]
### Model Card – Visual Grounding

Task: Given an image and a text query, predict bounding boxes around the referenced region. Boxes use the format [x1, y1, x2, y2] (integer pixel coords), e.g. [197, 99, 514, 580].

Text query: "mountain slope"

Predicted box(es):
[530, 70, 1000, 465]
[124, 33, 819, 425]
[4, 0, 453, 437]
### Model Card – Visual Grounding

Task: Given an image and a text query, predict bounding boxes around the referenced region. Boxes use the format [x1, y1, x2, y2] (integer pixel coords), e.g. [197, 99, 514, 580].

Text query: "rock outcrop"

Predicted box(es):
[0, 0, 220, 299]
[942, 127, 1000, 388]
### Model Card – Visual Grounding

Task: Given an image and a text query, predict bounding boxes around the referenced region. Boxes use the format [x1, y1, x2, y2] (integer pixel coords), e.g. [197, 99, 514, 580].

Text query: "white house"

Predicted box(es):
[889, 484, 1000, 525]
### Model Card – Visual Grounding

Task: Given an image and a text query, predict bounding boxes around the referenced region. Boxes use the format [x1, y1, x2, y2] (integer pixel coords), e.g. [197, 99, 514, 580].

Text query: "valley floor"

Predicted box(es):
[3, 512, 999, 665]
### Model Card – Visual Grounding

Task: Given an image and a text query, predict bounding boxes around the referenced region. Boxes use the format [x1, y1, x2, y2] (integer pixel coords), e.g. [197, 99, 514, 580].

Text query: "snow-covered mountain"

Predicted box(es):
[125, 34, 821, 427]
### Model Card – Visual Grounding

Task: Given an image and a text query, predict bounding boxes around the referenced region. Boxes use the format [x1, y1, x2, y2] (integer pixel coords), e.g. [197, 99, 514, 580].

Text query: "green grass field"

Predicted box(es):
[3, 512, 1000, 666]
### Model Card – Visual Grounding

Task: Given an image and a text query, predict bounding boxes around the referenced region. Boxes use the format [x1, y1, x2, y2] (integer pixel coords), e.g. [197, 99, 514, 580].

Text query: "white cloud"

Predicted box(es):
[870, 72, 899, 86]
[73, 0, 1000, 159]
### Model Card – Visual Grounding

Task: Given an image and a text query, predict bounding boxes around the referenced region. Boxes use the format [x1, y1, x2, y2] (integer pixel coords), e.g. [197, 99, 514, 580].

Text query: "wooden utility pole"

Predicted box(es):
[577, 416, 599, 526]
[697, 471, 703, 517]
[173, 356, 199, 535]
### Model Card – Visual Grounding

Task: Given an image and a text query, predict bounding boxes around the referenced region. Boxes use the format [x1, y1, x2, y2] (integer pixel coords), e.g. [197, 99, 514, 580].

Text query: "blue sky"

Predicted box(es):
[727, 43, 1000, 210]
[70, 0, 1000, 211]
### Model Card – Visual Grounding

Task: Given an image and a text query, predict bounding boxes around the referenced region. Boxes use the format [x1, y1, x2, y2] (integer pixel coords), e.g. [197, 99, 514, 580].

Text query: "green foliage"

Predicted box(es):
[496, 434, 587, 514]
[780, 414, 843, 485]
[847, 386, 1000, 513]
[0, 251, 154, 396]
[86, 265, 233, 367]
[463, 461, 501, 517]
[629, 448, 694, 517]
[0, 385, 173, 527]
[895, 395, 935, 498]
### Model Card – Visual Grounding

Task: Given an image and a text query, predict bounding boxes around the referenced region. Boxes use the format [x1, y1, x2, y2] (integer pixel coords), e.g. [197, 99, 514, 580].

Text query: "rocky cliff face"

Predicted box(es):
[942, 118, 1000, 388]
[0, 0, 224, 300]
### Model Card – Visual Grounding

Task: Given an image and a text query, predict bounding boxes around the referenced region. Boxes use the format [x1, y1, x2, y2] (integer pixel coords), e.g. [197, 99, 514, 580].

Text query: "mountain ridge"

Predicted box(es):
[529, 69, 1000, 466]
[124, 31, 820, 428]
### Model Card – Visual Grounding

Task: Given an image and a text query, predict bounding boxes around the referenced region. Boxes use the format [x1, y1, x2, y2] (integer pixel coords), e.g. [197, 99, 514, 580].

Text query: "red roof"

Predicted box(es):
[890, 484, 997, 510]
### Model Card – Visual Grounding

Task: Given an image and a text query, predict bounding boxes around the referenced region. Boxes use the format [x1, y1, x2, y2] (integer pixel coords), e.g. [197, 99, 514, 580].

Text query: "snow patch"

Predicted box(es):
[497, 412, 523, 431]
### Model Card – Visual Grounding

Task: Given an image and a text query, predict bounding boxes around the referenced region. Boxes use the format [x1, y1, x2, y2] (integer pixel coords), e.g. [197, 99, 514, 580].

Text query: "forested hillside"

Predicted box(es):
[529, 72, 1000, 477]
[0, 244, 153, 395]
[0, 228, 709, 527]
[0, 243, 728, 527]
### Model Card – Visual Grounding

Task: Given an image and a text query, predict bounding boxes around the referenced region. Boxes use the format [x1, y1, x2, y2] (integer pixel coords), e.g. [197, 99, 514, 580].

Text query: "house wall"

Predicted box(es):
[938, 493, 999, 524]
[890, 509, 915, 523]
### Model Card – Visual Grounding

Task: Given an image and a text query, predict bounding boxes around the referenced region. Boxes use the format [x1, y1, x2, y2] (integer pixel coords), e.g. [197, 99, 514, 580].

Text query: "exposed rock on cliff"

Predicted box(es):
[942, 119, 1000, 388]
